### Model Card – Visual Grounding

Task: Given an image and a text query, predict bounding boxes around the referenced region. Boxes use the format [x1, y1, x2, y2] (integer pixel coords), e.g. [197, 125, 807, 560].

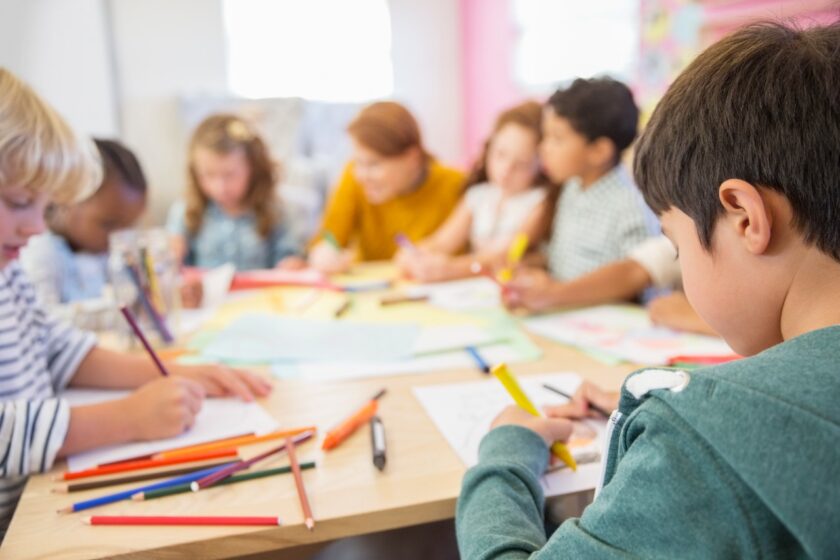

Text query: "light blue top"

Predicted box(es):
[166, 200, 301, 270]
[19, 231, 109, 305]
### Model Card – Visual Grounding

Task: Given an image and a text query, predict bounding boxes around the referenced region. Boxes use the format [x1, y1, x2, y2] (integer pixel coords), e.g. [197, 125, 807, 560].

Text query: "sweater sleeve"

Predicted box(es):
[316, 164, 359, 248]
[457, 409, 756, 559]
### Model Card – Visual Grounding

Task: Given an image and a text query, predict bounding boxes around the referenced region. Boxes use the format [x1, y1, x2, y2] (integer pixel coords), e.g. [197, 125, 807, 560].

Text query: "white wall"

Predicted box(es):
[0, 0, 119, 137]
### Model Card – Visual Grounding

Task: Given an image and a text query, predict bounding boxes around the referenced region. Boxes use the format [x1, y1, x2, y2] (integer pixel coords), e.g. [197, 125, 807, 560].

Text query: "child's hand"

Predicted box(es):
[276, 255, 307, 270]
[180, 277, 204, 309]
[544, 381, 618, 419]
[168, 363, 273, 402]
[490, 405, 574, 447]
[309, 241, 354, 274]
[648, 292, 716, 335]
[398, 250, 451, 283]
[122, 377, 205, 440]
[502, 267, 557, 311]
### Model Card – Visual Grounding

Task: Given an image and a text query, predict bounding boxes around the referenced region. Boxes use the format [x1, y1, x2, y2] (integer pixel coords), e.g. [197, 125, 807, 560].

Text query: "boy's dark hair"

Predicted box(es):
[634, 21, 840, 261]
[94, 138, 147, 192]
[546, 77, 639, 164]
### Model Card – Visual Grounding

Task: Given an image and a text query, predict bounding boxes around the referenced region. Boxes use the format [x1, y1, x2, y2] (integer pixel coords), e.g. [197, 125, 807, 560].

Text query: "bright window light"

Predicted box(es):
[223, 0, 393, 101]
[513, 0, 640, 88]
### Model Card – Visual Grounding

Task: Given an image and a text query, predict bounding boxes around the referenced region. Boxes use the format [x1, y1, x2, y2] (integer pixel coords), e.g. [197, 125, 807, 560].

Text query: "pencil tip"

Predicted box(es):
[131, 493, 143, 501]
[305, 518, 315, 531]
[82, 517, 91, 525]
[190, 482, 200, 492]
[57, 507, 72, 515]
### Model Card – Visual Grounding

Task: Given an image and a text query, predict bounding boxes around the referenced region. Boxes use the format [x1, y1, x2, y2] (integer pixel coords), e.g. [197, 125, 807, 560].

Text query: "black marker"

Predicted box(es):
[370, 415, 386, 471]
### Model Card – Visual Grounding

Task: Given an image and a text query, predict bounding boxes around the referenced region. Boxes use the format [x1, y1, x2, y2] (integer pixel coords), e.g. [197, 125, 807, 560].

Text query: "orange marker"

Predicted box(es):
[322, 389, 386, 451]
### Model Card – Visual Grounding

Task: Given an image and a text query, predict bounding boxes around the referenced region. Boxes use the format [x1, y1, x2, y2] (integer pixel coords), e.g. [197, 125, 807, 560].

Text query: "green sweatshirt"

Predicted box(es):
[457, 325, 840, 559]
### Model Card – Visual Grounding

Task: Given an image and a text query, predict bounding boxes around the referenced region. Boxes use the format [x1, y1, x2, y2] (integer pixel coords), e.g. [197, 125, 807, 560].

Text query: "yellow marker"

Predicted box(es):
[491, 363, 577, 471]
[497, 232, 529, 283]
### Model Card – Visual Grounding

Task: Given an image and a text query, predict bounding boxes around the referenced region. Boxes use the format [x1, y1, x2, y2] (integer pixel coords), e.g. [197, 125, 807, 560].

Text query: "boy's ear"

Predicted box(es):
[718, 179, 772, 255]
[588, 137, 617, 168]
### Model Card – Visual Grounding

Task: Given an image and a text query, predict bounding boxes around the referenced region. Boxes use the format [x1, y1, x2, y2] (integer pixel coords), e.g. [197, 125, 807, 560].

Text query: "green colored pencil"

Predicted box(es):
[323, 231, 341, 250]
[131, 462, 317, 501]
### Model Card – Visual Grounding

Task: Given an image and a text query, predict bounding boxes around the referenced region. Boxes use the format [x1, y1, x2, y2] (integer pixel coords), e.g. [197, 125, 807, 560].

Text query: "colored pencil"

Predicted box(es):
[492, 364, 577, 471]
[667, 354, 740, 366]
[286, 436, 315, 530]
[542, 383, 611, 418]
[323, 230, 341, 250]
[191, 430, 315, 491]
[321, 389, 386, 451]
[84, 515, 282, 527]
[53, 459, 237, 493]
[380, 293, 429, 306]
[119, 306, 171, 377]
[58, 463, 232, 513]
[152, 426, 317, 460]
[394, 233, 418, 252]
[340, 279, 392, 293]
[334, 296, 352, 318]
[57, 448, 239, 481]
[125, 265, 174, 343]
[465, 346, 491, 374]
[132, 462, 317, 501]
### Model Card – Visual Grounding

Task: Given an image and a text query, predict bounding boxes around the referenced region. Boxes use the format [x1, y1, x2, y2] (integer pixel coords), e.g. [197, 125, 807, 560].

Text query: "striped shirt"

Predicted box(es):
[547, 165, 655, 281]
[0, 262, 96, 535]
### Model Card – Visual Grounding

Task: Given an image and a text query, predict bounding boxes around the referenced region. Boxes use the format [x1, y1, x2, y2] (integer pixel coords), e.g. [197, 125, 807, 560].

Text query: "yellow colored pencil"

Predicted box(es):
[491, 363, 577, 471]
[497, 233, 529, 283]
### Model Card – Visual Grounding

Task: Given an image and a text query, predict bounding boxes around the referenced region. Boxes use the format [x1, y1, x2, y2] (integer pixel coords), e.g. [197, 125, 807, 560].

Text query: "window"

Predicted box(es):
[513, 0, 640, 88]
[223, 0, 393, 101]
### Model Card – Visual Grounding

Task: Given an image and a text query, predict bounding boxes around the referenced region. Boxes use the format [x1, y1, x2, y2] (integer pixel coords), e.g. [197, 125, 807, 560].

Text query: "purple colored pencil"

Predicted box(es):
[190, 430, 315, 492]
[119, 306, 171, 377]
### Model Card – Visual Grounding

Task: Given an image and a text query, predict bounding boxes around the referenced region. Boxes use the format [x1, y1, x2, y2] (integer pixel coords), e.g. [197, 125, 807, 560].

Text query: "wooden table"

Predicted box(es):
[1, 299, 637, 559]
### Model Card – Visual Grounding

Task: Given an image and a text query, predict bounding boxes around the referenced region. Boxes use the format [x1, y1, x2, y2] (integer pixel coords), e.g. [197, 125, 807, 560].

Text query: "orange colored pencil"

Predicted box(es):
[57, 448, 239, 481]
[286, 436, 314, 530]
[153, 427, 318, 460]
[321, 389, 386, 451]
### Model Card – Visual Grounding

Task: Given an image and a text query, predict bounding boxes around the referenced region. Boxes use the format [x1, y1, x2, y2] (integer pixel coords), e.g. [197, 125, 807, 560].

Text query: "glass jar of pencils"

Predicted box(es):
[108, 228, 180, 348]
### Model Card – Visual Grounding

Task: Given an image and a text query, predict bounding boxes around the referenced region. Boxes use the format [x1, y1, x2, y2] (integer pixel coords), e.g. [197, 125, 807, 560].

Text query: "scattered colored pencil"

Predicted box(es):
[132, 462, 317, 501]
[492, 364, 577, 471]
[322, 389, 386, 451]
[334, 296, 353, 318]
[53, 459, 237, 493]
[191, 430, 316, 492]
[465, 346, 491, 374]
[58, 463, 232, 514]
[152, 427, 317, 460]
[380, 293, 429, 306]
[57, 448, 239, 481]
[286, 436, 315, 530]
[542, 383, 611, 418]
[119, 306, 171, 377]
[84, 515, 282, 527]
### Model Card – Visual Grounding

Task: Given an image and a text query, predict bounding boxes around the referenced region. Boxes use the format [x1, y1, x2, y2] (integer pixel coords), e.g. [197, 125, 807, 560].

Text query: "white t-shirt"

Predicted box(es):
[628, 235, 681, 290]
[464, 183, 547, 252]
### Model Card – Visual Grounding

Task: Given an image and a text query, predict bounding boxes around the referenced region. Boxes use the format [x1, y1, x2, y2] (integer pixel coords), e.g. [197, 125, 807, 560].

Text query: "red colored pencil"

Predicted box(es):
[191, 430, 315, 491]
[57, 448, 239, 481]
[83, 515, 282, 526]
[286, 436, 315, 531]
[119, 306, 171, 377]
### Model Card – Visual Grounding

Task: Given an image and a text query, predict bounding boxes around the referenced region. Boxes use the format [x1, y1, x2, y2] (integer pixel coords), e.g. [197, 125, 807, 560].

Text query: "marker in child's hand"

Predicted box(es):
[492, 363, 577, 471]
[323, 231, 341, 251]
[497, 233, 529, 283]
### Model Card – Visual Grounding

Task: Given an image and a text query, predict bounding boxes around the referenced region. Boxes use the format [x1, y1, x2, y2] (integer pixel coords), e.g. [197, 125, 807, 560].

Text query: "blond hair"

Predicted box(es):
[0, 68, 102, 203]
[185, 114, 280, 239]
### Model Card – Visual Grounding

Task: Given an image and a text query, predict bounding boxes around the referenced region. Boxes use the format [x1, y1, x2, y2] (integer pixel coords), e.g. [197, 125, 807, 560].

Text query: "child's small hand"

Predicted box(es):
[276, 255, 307, 270]
[123, 377, 205, 440]
[179, 277, 204, 309]
[544, 381, 618, 419]
[502, 267, 556, 311]
[169, 363, 273, 401]
[490, 405, 574, 447]
[309, 241, 354, 274]
[400, 251, 451, 283]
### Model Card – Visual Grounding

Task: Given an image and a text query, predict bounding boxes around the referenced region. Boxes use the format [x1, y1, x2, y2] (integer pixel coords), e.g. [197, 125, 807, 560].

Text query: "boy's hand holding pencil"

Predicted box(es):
[168, 363, 272, 402]
[122, 377, 205, 440]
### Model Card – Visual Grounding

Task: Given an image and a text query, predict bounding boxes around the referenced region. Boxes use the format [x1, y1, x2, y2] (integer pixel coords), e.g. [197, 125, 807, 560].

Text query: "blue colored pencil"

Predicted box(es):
[466, 346, 491, 374]
[125, 264, 174, 343]
[58, 462, 230, 514]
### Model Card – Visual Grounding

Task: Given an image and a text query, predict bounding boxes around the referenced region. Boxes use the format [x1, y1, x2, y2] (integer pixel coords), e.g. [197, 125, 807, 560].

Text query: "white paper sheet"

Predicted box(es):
[64, 389, 278, 472]
[411, 325, 508, 355]
[524, 305, 734, 365]
[413, 372, 607, 497]
[407, 277, 501, 311]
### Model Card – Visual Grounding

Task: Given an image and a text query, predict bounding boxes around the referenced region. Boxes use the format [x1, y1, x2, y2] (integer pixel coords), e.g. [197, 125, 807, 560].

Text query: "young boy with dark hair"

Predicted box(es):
[509, 78, 654, 303]
[457, 21, 840, 558]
